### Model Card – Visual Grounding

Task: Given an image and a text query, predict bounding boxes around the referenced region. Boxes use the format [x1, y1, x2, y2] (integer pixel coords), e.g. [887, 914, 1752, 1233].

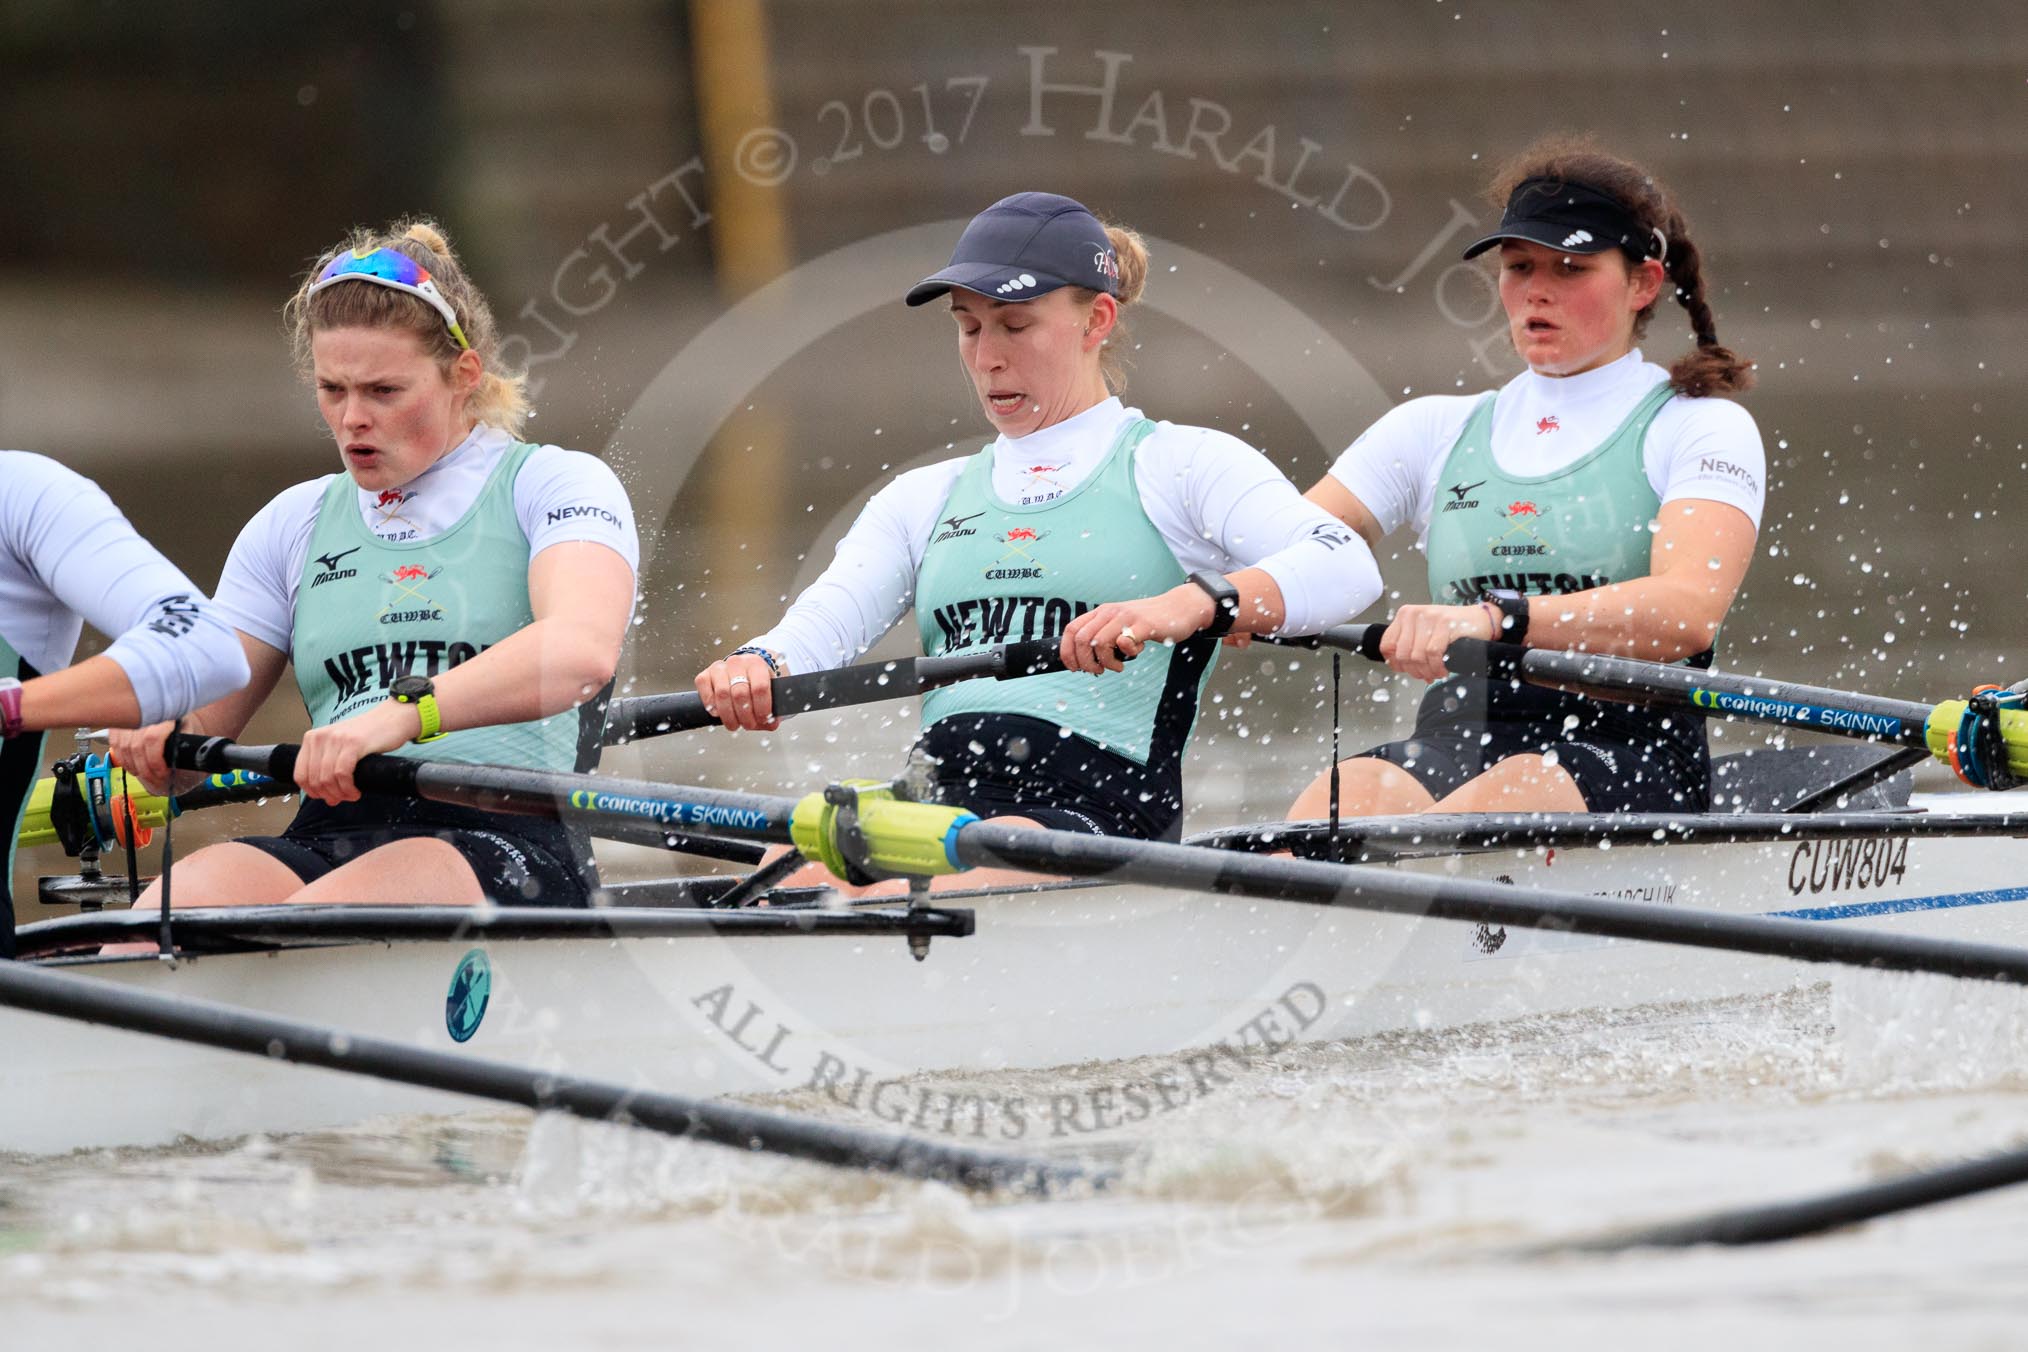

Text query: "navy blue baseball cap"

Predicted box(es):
[1461, 176, 1667, 263]
[905, 192, 1122, 306]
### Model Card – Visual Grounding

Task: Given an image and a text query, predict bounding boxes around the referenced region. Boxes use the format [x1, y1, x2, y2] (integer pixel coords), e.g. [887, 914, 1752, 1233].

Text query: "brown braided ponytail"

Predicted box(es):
[1488, 135, 1754, 398]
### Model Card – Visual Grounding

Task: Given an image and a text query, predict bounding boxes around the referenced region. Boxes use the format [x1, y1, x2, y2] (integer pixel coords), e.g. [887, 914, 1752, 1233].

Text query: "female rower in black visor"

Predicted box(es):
[1291, 136, 1763, 820]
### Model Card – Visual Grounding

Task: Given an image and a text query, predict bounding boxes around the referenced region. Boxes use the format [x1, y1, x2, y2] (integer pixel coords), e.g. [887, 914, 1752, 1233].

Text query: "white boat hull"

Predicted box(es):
[6, 825, 2026, 1155]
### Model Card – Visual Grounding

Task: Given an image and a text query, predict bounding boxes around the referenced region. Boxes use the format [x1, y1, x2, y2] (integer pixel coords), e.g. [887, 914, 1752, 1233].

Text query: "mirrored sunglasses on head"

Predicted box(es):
[309, 247, 472, 350]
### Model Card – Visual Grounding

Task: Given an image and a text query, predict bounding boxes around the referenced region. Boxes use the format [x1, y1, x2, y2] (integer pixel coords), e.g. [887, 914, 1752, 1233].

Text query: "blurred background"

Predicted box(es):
[6, 0, 2027, 910]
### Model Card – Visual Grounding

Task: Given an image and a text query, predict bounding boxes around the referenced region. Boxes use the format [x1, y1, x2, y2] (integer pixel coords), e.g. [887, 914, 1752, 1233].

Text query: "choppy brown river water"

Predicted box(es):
[6, 973, 2028, 1348]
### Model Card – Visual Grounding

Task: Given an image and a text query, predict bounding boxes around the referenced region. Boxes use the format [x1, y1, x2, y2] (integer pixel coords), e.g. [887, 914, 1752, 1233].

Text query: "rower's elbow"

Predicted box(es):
[568, 649, 620, 701]
[206, 642, 253, 704]
[1648, 600, 1730, 661]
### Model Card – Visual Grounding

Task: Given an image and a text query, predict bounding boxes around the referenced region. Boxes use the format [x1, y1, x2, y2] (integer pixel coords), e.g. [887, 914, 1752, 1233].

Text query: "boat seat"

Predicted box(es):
[1708, 744, 1913, 814]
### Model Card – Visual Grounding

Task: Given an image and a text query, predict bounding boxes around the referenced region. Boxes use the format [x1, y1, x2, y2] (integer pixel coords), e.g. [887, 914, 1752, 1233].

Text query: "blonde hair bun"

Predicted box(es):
[401, 222, 453, 257]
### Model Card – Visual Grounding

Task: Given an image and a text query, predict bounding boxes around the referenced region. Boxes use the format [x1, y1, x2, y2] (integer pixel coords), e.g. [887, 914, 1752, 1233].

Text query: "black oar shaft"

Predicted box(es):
[603, 640, 1067, 743]
[1262, 623, 1387, 662]
[1448, 641, 1936, 750]
[952, 822, 2028, 986]
[1559, 1142, 2028, 1250]
[0, 960, 1098, 1194]
[167, 736, 804, 843]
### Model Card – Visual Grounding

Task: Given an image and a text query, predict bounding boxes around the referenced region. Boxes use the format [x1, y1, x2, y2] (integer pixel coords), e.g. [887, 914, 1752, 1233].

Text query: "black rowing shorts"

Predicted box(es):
[237, 794, 596, 907]
[1361, 673, 1712, 814]
[912, 712, 1184, 841]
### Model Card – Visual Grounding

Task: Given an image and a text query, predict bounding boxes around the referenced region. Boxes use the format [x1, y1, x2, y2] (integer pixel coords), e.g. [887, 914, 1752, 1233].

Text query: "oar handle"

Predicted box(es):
[169, 735, 422, 799]
[602, 640, 1068, 743]
[1260, 622, 1387, 662]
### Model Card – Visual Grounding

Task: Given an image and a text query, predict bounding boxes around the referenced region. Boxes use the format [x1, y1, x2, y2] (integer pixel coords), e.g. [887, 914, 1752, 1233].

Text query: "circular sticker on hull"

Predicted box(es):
[445, 948, 492, 1043]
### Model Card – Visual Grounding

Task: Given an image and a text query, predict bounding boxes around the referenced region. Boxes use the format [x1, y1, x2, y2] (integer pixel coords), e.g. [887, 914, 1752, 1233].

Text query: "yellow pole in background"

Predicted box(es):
[691, 0, 793, 297]
[690, 0, 793, 644]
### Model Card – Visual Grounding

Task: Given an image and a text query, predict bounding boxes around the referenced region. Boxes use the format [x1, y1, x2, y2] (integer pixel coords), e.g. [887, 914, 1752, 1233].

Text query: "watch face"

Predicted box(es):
[390, 675, 432, 700]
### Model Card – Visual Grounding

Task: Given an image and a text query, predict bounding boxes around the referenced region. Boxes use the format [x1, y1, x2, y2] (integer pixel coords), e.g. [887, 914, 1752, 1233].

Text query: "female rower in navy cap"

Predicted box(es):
[1290, 135, 1763, 820]
[698, 192, 1382, 848]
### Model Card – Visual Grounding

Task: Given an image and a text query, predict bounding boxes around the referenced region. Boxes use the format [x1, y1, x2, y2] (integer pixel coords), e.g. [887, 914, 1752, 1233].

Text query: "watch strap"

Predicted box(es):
[391, 679, 447, 744]
[411, 692, 445, 743]
[1485, 589, 1530, 647]
[1188, 570, 1241, 639]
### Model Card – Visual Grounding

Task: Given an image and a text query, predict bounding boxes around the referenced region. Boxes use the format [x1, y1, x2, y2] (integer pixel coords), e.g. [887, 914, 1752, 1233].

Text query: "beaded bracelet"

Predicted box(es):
[730, 645, 783, 677]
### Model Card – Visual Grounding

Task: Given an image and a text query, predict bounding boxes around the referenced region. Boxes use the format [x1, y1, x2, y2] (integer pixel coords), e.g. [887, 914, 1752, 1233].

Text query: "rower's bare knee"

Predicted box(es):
[290, 838, 485, 906]
[1431, 754, 1587, 814]
[1288, 758, 1436, 820]
[130, 842, 304, 911]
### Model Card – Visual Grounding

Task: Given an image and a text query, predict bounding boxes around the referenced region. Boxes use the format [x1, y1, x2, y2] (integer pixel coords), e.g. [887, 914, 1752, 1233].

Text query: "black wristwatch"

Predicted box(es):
[1484, 589, 1530, 647]
[1189, 570, 1241, 638]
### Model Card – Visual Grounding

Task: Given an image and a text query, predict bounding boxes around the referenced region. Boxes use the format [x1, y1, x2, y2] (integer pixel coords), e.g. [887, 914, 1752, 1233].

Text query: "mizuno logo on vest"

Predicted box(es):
[310, 546, 362, 588]
[1442, 480, 1485, 512]
[931, 596, 1093, 649]
[931, 511, 986, 544]
[324, 640, 490, 703]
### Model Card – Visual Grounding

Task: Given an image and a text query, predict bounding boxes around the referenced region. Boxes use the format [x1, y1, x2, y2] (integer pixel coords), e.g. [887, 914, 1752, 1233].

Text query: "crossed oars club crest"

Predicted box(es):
[1018, 462, 1066, 499]
[991, 526, 1048, 571]
[1495, 499, 1551, 549]
[379, 563, 443, 620]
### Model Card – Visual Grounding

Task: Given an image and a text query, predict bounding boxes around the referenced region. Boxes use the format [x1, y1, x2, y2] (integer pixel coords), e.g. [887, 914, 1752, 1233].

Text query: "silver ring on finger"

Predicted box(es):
[728, 675, 750, 686]
[1119, 626, 1137, 644]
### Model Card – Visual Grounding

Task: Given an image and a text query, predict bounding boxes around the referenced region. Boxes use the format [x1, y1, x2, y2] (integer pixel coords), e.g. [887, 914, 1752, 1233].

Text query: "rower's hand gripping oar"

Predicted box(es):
[1444, 637, 2028, 790]
[601, 626, 1383, 747]
[603, 639, 1072, 744]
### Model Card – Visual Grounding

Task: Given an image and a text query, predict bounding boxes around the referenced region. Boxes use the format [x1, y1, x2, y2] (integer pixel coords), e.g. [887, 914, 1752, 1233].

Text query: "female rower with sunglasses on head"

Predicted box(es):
[112, 220, 638, 911]
[697, 192, 1381, 853]
[1290, 136, 1762, 822]
[0, 459, 249, 955]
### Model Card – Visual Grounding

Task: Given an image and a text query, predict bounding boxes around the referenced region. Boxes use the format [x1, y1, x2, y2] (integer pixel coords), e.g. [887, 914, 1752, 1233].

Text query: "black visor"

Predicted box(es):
[1461, 177, 1666, 263]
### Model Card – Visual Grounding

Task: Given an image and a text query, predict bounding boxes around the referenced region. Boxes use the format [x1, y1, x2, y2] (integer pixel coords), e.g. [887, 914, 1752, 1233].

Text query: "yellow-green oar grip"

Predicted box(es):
[14, 772, 174, 848]
[790, 780, 976, 882]
[1924, 700, 2028, 778]
[1926, 700, 1964, 764]
[15, 775, 58, 848]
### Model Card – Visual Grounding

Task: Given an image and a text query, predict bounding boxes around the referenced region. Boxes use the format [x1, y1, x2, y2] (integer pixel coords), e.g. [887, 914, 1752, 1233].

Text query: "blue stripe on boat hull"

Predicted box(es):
[1768, 886, 2028, 924]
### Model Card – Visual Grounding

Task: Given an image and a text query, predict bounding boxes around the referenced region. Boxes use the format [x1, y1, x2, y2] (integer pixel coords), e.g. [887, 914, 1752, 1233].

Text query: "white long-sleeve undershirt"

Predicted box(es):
[1328, 350, 1766, 543]
[749, 398, 1382, 675]
[0, 451, 249, 720]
